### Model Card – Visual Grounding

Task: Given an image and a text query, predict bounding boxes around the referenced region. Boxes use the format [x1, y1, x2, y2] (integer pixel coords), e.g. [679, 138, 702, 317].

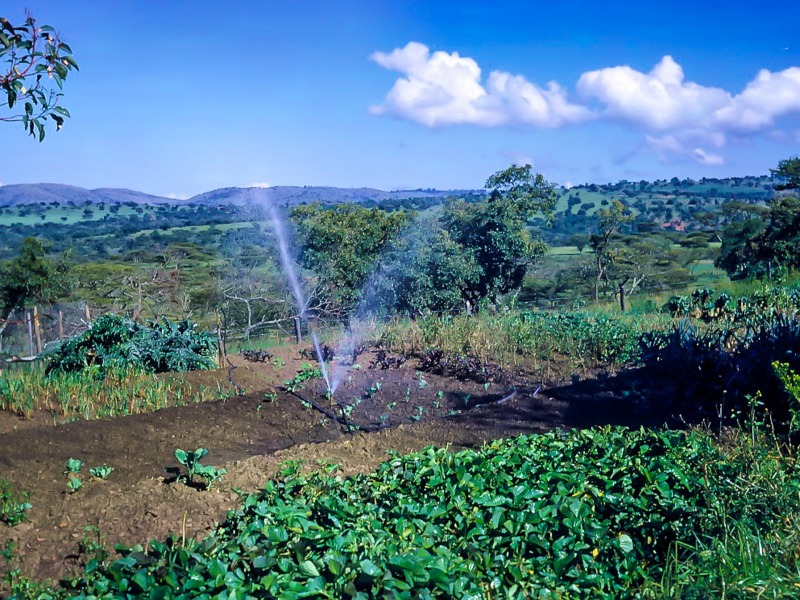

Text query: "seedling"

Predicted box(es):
[173, 448, 227, 489]
[89, 465, 114, 480]
[283, 364, 322, 393]
[263, 391, 278, 403]
[67, 477, 83, 493]
[65, 458, 84, 494]
[416, 372, 428, 390]
[0, 479, 31, 527]
[65, 458, 84, 475]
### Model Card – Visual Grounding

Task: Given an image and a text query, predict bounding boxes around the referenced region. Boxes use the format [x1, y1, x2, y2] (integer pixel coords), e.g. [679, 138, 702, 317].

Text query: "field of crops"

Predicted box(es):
[2, 283, 800, 597]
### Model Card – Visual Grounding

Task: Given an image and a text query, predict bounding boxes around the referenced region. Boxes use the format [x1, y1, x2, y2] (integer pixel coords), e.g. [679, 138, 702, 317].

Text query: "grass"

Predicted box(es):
[0, 365, 233, 422]
[378, 310, 671, 371]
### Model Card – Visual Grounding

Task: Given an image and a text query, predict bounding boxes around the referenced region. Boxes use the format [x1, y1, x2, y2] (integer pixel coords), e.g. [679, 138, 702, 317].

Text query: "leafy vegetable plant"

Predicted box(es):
[89, 465, 114, 480]
[0, 479, 31, 527]
[174, 448, 226, 489]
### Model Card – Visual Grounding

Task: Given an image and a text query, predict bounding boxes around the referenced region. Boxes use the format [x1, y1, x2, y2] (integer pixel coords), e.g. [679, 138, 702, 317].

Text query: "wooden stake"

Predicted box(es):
[84, 303, 92, 324]
[294, 317, 302, 344]
[58, 310, 64, 339]
[216, 309, 226, 367]
[33, 306, 42, 353]
[26, 311, 34, 357]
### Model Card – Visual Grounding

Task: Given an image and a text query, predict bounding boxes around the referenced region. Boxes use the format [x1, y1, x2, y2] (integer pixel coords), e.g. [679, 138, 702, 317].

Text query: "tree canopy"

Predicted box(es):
[0, 237, 73, 315]
[771, 156, 800, 191]
[716, 157, 800, 279]
[291, 204, 410, 314]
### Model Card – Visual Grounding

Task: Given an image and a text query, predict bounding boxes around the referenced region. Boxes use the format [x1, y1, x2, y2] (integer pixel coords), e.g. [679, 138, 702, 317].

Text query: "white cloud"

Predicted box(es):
[715, 67, 800, 132]
[247, 182, 271, 188]
[371, 45, 800, 166]
[577, 56, 731, 131]
[166, 192, 189, 200]
[369, 42, 592, 128]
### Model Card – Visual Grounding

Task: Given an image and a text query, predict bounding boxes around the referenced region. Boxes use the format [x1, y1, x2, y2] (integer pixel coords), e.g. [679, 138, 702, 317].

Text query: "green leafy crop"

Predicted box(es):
[59, 427, 766, 598]
[45, 313, 217, 375]
[174, 448, 226, 489]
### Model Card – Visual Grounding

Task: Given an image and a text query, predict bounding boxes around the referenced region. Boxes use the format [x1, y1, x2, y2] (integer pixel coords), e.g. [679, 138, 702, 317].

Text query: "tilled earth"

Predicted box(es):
[0, 347, 675, 590]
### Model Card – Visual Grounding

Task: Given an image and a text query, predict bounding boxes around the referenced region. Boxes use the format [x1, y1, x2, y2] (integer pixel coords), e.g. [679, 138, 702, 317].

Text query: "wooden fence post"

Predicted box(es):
[26, 311, 34, 357]
[216, 309, 226, 367]
[33, 306, 42, 354]
[58, 310, 64, 339]
[84, 303, 92, 324]
[294, 317, 302, 344]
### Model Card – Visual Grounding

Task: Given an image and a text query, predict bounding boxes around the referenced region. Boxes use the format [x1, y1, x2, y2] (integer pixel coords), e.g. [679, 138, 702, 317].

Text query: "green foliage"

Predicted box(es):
[664, 283, 800, 322]
[441, 165, 556, 306]
[771, 156, 800, 191]
[0, 364, 231, 421]
[64, 457, 84, 474]
[89, 465, 114, 480]
[774, 361, 800, 433]
[174, 448, 226, 489]
[369, 221, 480, 316]
[639, 316, 800, 428]
[0, 478, 30, 527]
[0, 13, 78, 140]
[53, 427, 800, 598]
[382, 310, 651, 368]
[291, 203, 410, 312]
[45, 313, 217, 375]
[283, 364, 322, 393]
[717, 158, 800, 279]
[0, 236, 72, 314]
[65, 457, 84, 494]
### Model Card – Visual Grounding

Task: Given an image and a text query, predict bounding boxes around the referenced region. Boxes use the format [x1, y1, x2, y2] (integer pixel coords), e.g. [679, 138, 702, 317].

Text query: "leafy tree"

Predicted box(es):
[754, 195, 800, 274]
[368, 221, 480, 317]
[771, 156, 800, 191]
[0, 237, 72, 314]
[1, 13, 78, 140]
[441, 165, 556, 309]
[291, 204, 409, 314]
[607, 234, 690, 297]
[716, 157, 800, 279]
[588, 200, 633, 300]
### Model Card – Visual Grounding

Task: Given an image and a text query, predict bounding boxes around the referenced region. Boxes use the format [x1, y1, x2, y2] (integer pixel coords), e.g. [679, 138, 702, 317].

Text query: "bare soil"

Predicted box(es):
[0, 346, 677, 590]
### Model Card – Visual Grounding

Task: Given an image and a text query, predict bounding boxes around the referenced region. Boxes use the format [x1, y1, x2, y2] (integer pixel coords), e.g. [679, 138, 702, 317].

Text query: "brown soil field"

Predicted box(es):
[0, 346, 676, 591]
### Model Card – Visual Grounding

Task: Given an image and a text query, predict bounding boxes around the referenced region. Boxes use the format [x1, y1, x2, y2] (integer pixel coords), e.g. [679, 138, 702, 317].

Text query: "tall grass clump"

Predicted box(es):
[380, 310, 668, 368]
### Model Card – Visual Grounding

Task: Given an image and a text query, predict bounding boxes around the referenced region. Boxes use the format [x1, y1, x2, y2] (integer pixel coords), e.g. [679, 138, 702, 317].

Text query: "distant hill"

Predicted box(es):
[0, 183, 476, 208]
[0, 184, 175, 207]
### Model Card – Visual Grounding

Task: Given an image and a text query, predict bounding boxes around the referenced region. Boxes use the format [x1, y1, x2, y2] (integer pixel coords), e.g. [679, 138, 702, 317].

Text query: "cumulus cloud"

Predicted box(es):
[369, 42, 592, 128]
[166, 192, 189, 200]
[247, 182, 271, 188]
[371, 44, 800, 166]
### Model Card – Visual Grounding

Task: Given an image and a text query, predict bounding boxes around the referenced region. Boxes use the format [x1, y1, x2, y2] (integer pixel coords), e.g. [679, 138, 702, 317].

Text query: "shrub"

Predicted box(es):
[45, 313, 217, 375]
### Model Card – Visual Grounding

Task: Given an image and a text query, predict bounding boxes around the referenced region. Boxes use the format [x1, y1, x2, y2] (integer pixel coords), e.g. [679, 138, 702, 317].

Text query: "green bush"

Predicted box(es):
[45, 313, 217, 375]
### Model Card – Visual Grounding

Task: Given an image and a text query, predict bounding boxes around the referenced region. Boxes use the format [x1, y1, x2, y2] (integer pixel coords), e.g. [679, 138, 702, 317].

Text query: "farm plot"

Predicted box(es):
[0, 344, 666, 589]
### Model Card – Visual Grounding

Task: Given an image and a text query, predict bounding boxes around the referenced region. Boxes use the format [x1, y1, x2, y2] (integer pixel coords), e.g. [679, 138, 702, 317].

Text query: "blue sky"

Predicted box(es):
[1, 0, 799, 197]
